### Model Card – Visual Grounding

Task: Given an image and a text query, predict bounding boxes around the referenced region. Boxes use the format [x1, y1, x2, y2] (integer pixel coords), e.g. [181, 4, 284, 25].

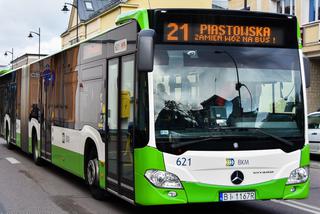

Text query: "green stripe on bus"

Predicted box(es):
[283, 179, 310, 199]
[116, 9, 150, 29]
[134, 176, 309, 205]
[16, 133, 21, 148]
[52, 145, 85, 179]
[183, 178, 309, 203]
[134, 146, 167, 205]
[99, 161, 106, 189]
[28, 137, 32, 153]
[300, 144, 310, 167]
[297, 21, 302, 49]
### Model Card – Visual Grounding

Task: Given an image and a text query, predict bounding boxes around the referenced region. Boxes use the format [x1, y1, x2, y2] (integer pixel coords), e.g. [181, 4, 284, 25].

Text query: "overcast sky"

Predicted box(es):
[0, 0, 70, 66]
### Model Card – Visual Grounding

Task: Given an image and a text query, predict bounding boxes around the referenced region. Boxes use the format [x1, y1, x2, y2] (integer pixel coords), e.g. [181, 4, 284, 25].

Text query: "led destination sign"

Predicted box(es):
[164, 22, 283, 46]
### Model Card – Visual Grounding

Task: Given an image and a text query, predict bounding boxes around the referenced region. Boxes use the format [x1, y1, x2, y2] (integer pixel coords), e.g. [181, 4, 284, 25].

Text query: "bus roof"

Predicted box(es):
[0, 69, 11, 76]
[116, 8, 296, 28]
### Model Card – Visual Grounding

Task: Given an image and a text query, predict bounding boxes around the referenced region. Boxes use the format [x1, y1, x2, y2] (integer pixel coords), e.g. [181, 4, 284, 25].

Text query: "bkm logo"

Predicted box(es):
[226, 158, 235, 167]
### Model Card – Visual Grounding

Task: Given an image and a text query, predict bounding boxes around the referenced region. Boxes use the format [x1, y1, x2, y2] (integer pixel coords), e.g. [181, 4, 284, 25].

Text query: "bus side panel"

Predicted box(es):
[0, 76, 10, 137]
[0, 85, 5, 136]
[20, 66, 30, 153]
[51, 126, 85, 178]
[16, 69, 22, 147]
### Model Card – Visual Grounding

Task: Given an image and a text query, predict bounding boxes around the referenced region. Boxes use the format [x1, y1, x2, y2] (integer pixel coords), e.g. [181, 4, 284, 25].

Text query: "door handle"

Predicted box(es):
[312, 133, 318, 135]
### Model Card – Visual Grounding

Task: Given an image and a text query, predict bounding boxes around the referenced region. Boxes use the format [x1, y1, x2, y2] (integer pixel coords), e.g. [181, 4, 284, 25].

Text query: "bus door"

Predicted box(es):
[106, 54, 135, 200]
[39, 64, 53, 160]
[9, 82, 16, 143]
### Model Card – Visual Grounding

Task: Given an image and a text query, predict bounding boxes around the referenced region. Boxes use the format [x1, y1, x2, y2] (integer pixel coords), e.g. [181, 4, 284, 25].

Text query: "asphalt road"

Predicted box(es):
[0, 138, 319, 214]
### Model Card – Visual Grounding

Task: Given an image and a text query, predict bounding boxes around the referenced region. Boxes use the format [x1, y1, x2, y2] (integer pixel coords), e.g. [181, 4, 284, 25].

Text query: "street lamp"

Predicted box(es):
[4, 48, 13, 69]
[62, 0, 79, 43]
[28, 27, 41, 59]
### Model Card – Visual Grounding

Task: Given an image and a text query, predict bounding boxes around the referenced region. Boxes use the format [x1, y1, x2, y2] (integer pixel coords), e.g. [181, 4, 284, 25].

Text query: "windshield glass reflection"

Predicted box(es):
[153, 45, 304, 152]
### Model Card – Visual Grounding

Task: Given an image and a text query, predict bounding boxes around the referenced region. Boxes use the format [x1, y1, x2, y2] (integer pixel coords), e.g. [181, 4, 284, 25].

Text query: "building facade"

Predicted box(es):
[61, 0, 213, 48]
[228, 0, 320, 112]
[11, 53, 47, 70]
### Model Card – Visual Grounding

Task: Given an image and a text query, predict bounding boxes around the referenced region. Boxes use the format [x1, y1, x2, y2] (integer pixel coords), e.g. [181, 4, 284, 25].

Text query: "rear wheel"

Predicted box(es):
[5, 123, 13, 150]
[32, 132, 42, 165]
[86, 149, 105, 200]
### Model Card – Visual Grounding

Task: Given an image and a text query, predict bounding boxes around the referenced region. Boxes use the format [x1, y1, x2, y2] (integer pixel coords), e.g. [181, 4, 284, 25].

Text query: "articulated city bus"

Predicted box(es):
[0, 9, 310, 205]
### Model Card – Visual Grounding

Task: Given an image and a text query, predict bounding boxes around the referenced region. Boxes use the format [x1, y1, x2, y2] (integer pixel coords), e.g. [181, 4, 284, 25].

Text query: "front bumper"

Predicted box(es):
[135, 175, 310, 205]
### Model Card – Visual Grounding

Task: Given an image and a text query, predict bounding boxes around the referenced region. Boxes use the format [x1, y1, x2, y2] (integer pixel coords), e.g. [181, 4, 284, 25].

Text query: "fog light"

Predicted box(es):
[291, 187, 296, 192]
[168, 191, 177, 197]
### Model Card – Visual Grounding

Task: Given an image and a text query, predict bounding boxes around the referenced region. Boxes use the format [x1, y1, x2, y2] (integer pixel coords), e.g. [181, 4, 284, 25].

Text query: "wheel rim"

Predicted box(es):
[87, 159, 97, 186]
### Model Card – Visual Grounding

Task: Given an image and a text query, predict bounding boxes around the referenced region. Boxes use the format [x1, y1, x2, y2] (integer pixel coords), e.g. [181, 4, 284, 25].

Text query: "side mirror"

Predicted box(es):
[303, 56, 311, 88]
[137, 29, 155, 72]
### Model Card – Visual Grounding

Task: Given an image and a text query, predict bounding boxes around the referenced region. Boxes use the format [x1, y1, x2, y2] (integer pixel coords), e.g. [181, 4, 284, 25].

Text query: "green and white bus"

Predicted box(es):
[0, 9, 310, 205]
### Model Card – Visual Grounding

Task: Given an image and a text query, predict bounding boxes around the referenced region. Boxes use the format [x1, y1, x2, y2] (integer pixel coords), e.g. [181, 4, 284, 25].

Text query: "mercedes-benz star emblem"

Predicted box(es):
[233, 142, 239, 149]
[231, 170, 244, 185]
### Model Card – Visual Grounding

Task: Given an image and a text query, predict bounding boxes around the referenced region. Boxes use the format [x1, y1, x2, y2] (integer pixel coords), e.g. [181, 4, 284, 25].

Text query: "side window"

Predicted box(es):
[121, 54, 135, 185]
[108, 59, 119, 131]
[136, 68, 149, 148]
[121, 55, 135, 126]
[308, 115, 320, 129]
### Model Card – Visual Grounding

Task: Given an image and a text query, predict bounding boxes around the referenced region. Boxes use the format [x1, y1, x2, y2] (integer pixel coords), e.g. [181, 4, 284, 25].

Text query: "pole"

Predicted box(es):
[244, 0, 247, 10]
[38, 28, 41, 59]
[11, 48, 13, 70]
[76, 0, 79, 42]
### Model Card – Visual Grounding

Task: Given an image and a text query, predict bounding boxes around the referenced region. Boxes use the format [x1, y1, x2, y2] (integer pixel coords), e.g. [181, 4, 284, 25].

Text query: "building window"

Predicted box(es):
[277, 1, 282, 13]
[308, 0, 320, 22]
[310, 0, 316, 21]
[84, 1, 94, 11]
[277, 0, 295, 15]
[212, 0, 228, 9]
[318, 0, 320, 20]
[70, 38, 78, 45]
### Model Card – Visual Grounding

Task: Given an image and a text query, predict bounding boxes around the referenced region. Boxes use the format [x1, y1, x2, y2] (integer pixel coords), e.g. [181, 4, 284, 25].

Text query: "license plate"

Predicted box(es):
[219, 191, 256, 202]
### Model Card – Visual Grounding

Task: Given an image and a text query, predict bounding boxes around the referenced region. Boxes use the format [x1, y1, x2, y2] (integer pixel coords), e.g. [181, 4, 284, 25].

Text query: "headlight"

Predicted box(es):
[145, 170, 183, 189]
[286, 167, 309, 185]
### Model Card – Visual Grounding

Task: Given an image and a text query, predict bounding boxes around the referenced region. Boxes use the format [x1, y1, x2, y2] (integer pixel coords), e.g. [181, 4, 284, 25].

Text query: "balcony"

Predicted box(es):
[302, 21, 320, 58]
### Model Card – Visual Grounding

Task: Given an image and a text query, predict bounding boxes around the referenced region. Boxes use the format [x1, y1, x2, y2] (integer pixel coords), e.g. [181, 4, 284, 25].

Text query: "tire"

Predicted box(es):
[86, 149, 105, 200]
[32, 133, 42, 166]
[5, 124, 13, 150]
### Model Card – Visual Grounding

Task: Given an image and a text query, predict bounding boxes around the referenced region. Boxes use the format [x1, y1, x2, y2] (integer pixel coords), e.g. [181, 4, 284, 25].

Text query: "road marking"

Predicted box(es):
[272, 200, 320, 214]
[310, 161, 320, 169]
[6, 157, 20, 164]
[287, 200, 320, 212]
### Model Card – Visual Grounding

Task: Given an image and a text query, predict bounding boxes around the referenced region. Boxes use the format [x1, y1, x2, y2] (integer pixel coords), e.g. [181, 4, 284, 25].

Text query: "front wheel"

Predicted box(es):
[86, 150, 105, 200]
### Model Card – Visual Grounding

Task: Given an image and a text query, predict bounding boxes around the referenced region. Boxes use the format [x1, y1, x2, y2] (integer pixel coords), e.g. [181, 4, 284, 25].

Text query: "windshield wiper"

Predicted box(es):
[216, 127, 295, 147]
[159, 127, 296, 150]
[169, 136, 223, 149]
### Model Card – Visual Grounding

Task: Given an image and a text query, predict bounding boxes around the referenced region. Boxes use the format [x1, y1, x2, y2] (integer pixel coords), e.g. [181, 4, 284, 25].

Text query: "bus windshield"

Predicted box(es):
[153, 44, 304, 153]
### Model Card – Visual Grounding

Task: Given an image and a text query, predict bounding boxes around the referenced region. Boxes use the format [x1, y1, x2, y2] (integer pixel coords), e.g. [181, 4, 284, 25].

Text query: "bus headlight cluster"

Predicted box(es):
[145, 170, 183, 189]
[286, 167, 309, 185]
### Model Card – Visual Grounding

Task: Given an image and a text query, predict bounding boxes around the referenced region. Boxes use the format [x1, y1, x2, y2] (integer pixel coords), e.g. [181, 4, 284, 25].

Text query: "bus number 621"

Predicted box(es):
[176, 157, 192, 166]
